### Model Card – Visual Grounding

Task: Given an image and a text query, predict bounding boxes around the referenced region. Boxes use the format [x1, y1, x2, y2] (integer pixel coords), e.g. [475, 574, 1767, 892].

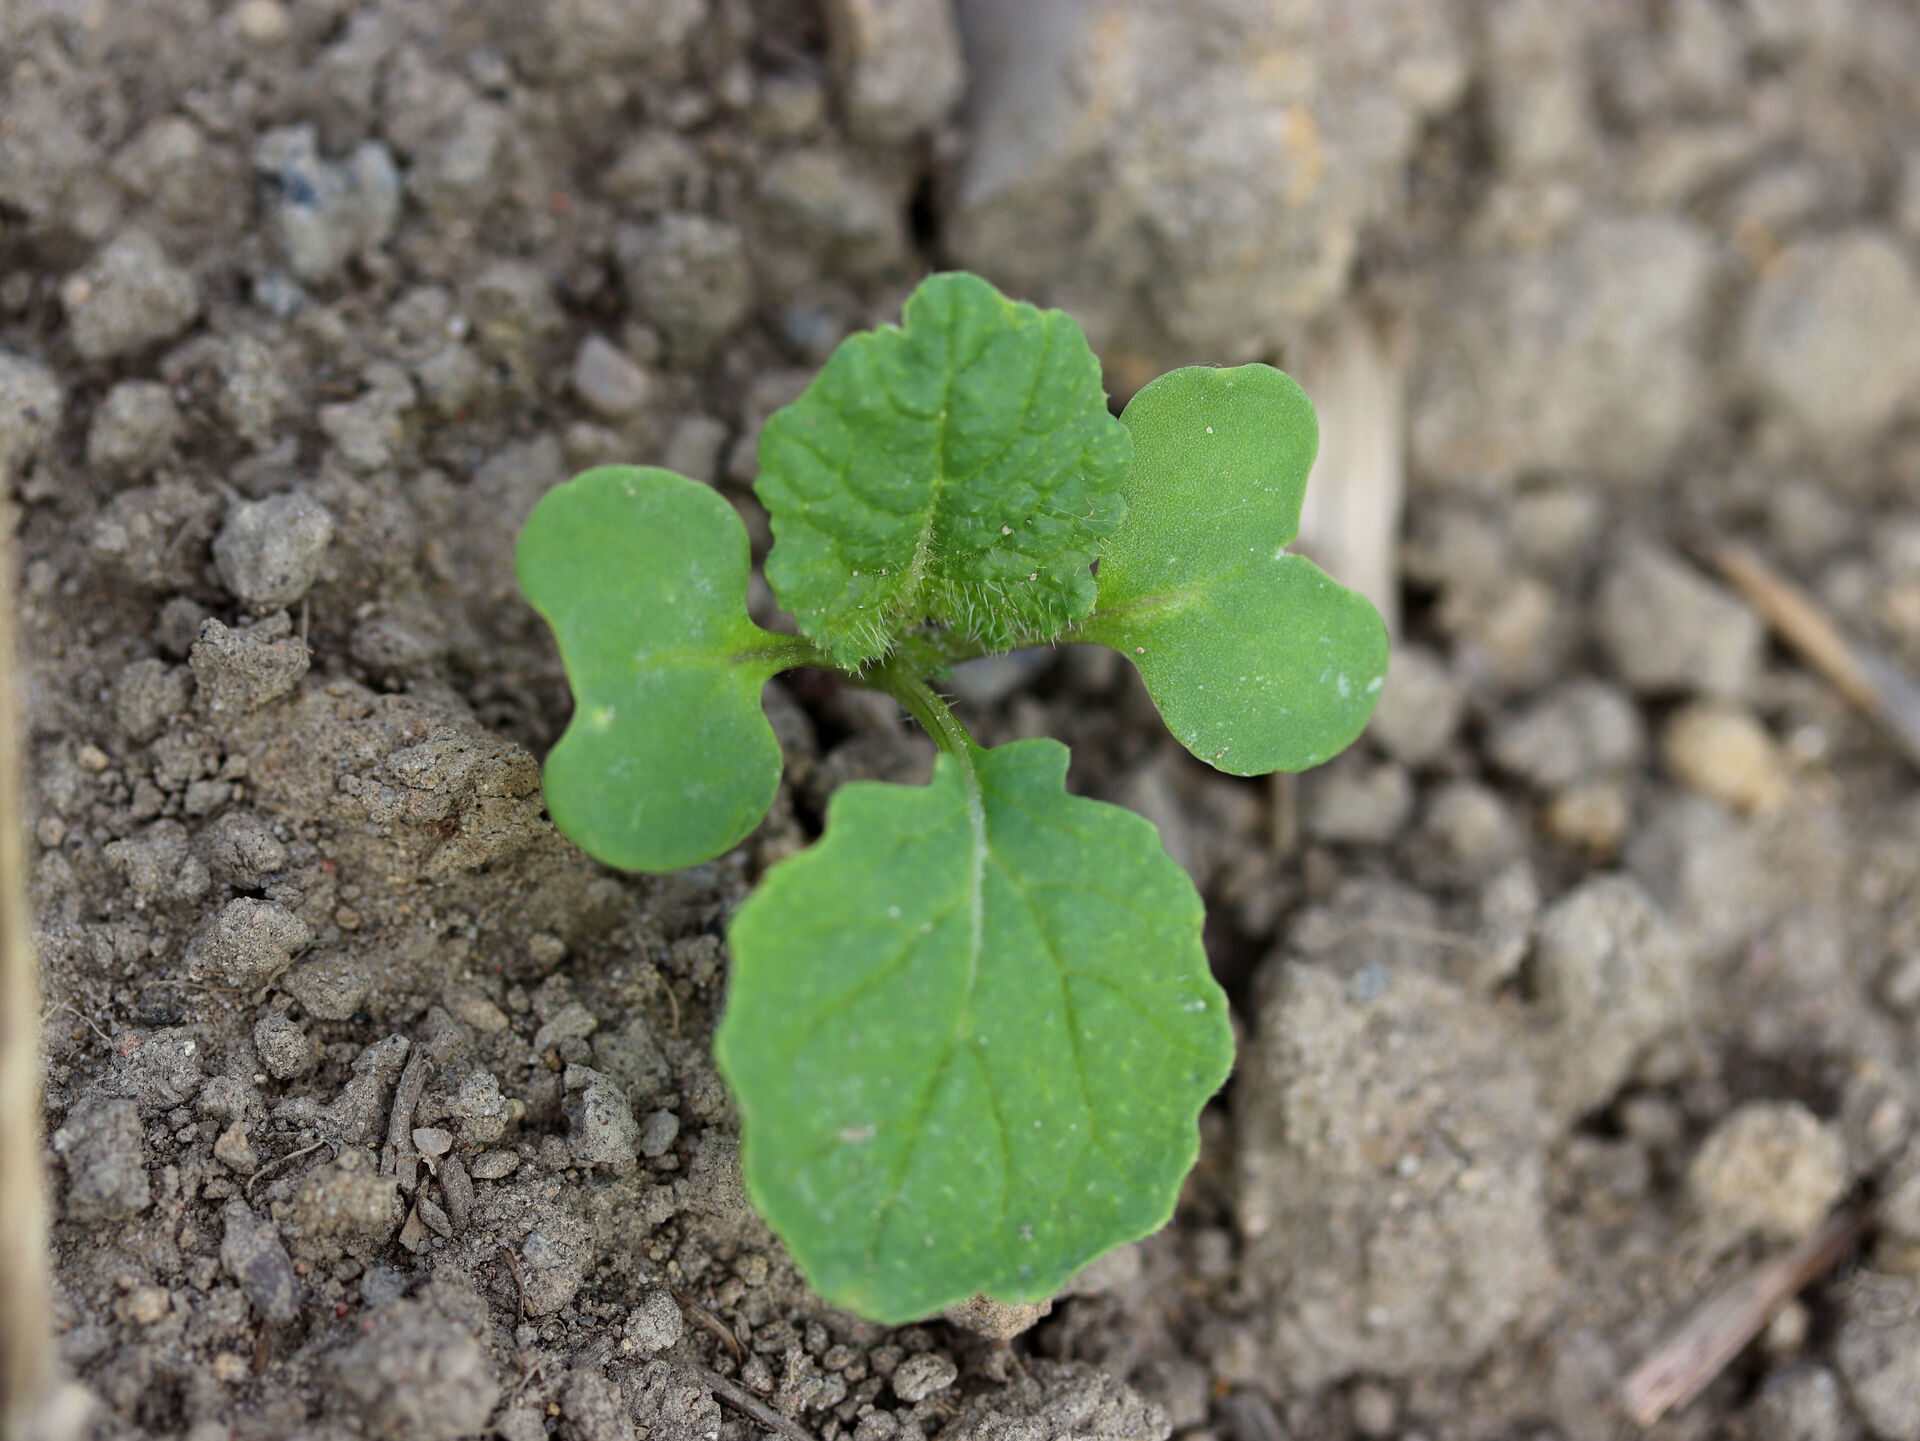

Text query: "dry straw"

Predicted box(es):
[0, 514, 50, 1430]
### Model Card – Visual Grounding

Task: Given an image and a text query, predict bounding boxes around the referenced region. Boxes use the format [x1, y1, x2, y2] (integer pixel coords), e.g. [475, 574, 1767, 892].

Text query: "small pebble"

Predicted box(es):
[232, 0, 291, 42]
[1545, 780, 1632, 857]
[469, 1151, 519, 1181]
[624, 1287, 684, 1354]
[1689, 1101, 1847, 1247]
[212, 492, 335, 610]
[87, 380, 180, 479]
[639, 1108, 679, 1158]
[213, 1120, 258, 1175]
[1661, 702, 1789, 813]
[62, 229, 201, 361]
[571, 335, 654, 418]
[117, 1285, 171, 1325]
[890, 1352, 958, 1403]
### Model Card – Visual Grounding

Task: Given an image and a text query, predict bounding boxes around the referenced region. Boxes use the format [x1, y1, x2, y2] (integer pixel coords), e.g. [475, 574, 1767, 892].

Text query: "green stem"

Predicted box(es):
[736, 631, 839, 673]
[869, 663, 978, 764]
[871, 663, 987, 976]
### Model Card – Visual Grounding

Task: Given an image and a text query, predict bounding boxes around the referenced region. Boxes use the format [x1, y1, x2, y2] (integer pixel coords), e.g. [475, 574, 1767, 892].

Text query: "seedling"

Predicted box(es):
[517, 273, 1386, 1323]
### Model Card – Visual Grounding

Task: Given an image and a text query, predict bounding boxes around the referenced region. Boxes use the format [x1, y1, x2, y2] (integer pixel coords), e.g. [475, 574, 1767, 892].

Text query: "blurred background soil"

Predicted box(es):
[8, 2, 1920, 1438]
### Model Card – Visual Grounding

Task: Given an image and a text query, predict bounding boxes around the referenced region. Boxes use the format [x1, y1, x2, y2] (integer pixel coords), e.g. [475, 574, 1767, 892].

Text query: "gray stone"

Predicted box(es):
[467, 260, 566, 372]
[213, 491, 336, 609]
[1688, 1101, 1847, 1247]
[661, 414, 729, 484]
[565, 1068, 640, 1171]
[1527, 876, 1689, 1121]
[518, 1208, 593, 1316]
[1366, 645, 1464, 766]
[318, 364, 415, 472]
[1747, 1366, 1856, 1441]
[638, 1109, 679, 1158]
[535, 0, 707, 80]
[451, 1070, 511, 1146]
[951, 0, 1465, 359]
[252, 125, 401, 283]
[1625, 794, 1771, 961]
[190, 613, 310, 719]
[941, 1294, 1053, 1340]
[470, 1151, 519, 1181]
[187, 898, 311, 990]
[602, 130, 702, 212]
[319, 1035, 413, 1145]
[55, 1097, 150, 1221]
[1418, 780, 1522, 883]
[756, 147, 907, 273]
[1302, 754, 1413, 845]
[0, 352, 64, 486]
[280, 954, 369, 1022]
[1595, 541, 1762, 698]
[90, 479, 221, 591]
[198, 809, 287, 888]
[220, 1199, 301, 1324]
[111, 1028, 205, 1113]
[625, 1287, 685, 1354]
[328, 1288, 500, 1441]
[253, 1010, 319, 1080]
[102, 819, 210, 909]
[286, 1149, 400, 1260]
[1236, 960, 1557, 1385]
[891, 1352, 958, 1403]
[1413, 218, 1713, 489]
[572, 335, 654, 419]
[533, 1002, 598, 1054]
[826, 0, 964, 144]
[623, 1362, 723, 1441]
[939, 1361, 1166, 1441]
[113, 658, 192, 742]
[217, 334, 292, 449]
[1741, 231, 1920, 450]
[61, 229, 201, 361]
[593, 1015, 672, 1104]
[1487, 678, 1645, 790]
[1837, 1274, 1920, 1441]
[617, 214, 753, 365]
[562, 1366, 634, 1441]
[86, 380, 180, 479]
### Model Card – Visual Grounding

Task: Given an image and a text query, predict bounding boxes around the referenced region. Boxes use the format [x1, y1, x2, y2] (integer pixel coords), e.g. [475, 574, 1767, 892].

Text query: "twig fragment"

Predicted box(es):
[672, 1286, 744, 1361]
[689, 1362, 818, 1441]
[246, 1138, 332, 1198]
[1701, 539, 1920, 771]
[1620, 1207, 1868, 1426]
[384, 1044, 431, 1192]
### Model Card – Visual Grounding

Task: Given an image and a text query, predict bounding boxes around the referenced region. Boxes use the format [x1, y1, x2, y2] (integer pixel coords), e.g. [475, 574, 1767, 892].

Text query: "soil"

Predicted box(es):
[9, 2, 1920, 1440]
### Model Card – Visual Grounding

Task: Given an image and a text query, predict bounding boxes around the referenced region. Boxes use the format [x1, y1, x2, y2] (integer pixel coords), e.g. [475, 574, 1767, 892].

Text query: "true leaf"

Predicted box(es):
[517, 466, 793, 872]
[756, 272, 1131, 668]
[717, 738, 1233, 1324]
[1077, 364, 1388, 774]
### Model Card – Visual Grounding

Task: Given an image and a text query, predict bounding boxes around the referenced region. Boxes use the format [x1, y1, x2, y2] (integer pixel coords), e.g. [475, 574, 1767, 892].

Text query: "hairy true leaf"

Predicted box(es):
[756, 272, 1131, 668]
[718, 738, 1232, 1323]
[517, 466, 794, 872]
[1078, 364, 1388, 774]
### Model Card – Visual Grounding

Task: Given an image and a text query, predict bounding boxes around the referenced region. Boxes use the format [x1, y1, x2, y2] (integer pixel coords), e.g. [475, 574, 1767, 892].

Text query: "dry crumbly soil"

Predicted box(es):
[11, 2, 1920, 1440]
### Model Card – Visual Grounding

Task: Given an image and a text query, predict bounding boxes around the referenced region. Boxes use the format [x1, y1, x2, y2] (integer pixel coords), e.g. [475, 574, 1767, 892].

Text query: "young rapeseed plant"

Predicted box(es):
[517, 272, 1387, 1323]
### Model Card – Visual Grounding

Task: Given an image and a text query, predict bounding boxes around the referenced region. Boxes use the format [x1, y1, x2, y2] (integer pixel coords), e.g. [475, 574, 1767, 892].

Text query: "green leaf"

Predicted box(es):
[1078, 364, 1387, 774]
[717, 738, 1232, 1324]
[756, 272, 1131, 668]
[517, 466, 794, 872]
